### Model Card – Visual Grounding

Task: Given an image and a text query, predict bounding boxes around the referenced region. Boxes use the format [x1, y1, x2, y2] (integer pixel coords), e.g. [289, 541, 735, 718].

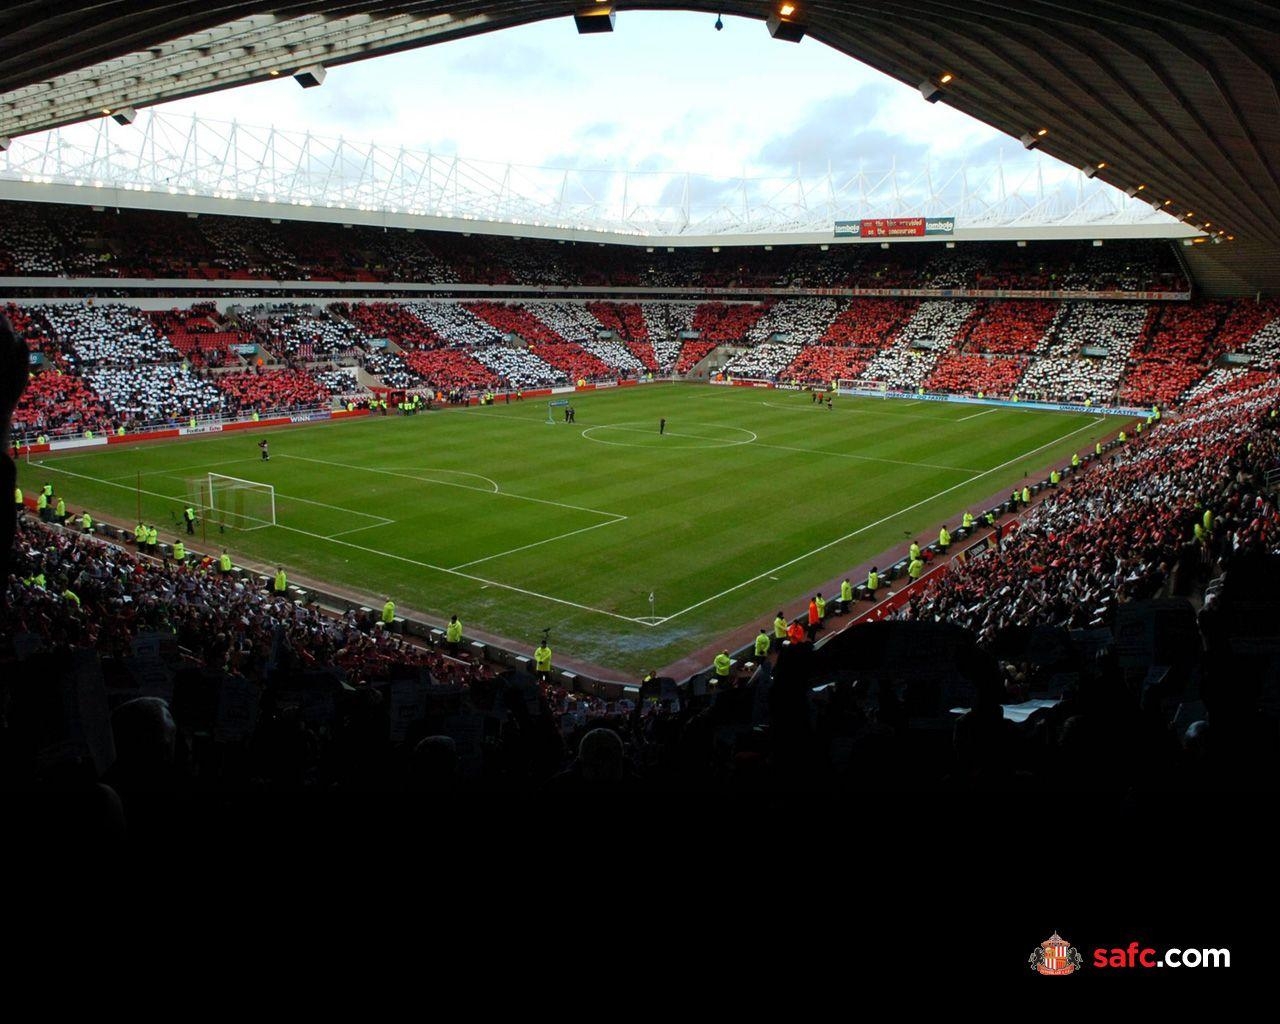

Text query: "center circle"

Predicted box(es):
[580, 423, 758, 449]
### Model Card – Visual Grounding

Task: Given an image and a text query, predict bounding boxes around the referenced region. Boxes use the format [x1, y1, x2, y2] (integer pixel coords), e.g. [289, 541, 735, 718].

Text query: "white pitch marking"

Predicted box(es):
[760, 400, 941, 421]
[582, 421, 972, 472]
[326, 519, 398, 539]
[276, 453, 616, 518]
[271, 522, 652, 625]
[450, 516, 628, 570]
[397, 467, 500, 492]
[957, 407, 1000, 422]
[581, 423, 758, 448]
[275, 493, 393, 525]
[38, 460, 389, 526]
[751, 439, 980, 474]
[110, 456, 264, 481]
[656, 416, 1106, 625]
[37, 462, 654, 627]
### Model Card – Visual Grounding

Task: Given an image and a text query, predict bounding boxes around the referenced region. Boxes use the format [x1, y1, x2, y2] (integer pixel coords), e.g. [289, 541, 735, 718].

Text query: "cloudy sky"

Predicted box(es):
[11, 9, 1155, 230]
[160, 10, 1033, 179]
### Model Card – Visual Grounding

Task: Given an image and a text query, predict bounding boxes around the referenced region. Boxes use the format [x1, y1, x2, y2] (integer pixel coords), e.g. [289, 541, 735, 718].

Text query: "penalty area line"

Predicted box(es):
[29, 461, 652, 626]
[272, 521, 655, 626]
[449, 515, 628, 570]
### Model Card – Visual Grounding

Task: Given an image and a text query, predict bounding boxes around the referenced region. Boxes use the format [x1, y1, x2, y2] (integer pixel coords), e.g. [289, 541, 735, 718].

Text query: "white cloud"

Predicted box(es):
[159, 10, 1022, 175]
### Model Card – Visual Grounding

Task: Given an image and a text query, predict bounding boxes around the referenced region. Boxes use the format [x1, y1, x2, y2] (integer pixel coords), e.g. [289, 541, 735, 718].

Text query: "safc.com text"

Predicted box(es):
[1093, 943, 1231, 969]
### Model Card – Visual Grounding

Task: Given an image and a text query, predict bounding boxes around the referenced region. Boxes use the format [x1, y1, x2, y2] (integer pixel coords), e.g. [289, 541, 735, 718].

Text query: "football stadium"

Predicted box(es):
[3, 2, 1279, 819]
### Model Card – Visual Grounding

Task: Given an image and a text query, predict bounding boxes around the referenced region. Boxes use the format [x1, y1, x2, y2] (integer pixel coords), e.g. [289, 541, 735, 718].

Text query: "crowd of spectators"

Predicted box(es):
[723, 341, 804, 380]
[925, 353, 1028, 396]
[525, 341, 613, 381]
[12, 371, 113, 437]
[8, 294, 1280, 434]
[333, 302, 444, 348]
[1236, 305, 1280, 367]
[897, 373, 1280, 648]
[465, 302, 565, 346]
[641, 302, 698, 371]
[217, 369, 329, 414]
[587, 301, 647, 343]
[744, 298, 841, 345]
[84, 364, 224, 424]
[673, 340, 718, 375]
[821, 298, 917, 349]
[313, 368, 368, 397]
[961, 300, 1059, 354]
[37, 303, 179, 366]
[691, 302, 770, 343]
[857, 300, 975, 389]
[1017, 301, 1152, 403]
[1214, 300, 1280, 362]
[586, 302, 658, 371]
[404, 301, 507, 348]
[0, 201, 1193, 294]
[247, 309, 367, 361]
[470, 345, 565, 388]
[401, 349, 499, 392]
[520, 302, 601, 344]
[361, 351, 422, 390]
[782, 345, 869, 385]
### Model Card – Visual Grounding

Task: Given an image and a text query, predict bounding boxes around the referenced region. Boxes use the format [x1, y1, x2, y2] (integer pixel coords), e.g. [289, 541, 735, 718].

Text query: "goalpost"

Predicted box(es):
[197, 473, 277, 531]
[838, 378, 892, 398]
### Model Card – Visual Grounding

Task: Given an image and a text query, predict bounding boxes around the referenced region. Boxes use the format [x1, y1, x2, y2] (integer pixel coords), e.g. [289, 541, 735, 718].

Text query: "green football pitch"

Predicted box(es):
[21, 384, 1126, 675]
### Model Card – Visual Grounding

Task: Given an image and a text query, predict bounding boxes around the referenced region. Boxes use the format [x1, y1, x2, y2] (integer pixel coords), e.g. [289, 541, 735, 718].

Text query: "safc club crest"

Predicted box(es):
[1029, 932, 1084, 975]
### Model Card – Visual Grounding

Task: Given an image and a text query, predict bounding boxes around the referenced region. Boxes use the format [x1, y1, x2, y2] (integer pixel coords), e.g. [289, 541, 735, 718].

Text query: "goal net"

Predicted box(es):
[201, 473, 277, 531]
[838, 378, 892, 396]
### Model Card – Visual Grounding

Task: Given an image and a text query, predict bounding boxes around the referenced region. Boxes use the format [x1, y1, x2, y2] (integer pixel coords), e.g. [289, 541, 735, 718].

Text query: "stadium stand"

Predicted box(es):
[361, 351, 423, 390]
[401, 349, 500, 392]
[897, 372, 1280, 646]
[783, 345, 870, 385]
[673, 340, 718, 375]
[745, 298, 842, 344]
[586, 301, 659, 372]
[338, 301, 446, 348]
[1016, 301, 1153, 403]
[472, 344, 566, 388]
[404, 301, 508, 348]
[247, 308, 367, 361]
[37, 302, 179, 366]
[313, 367, 368, 397]
[216, 369, 329, 413]
[859, 300, 977, 390]
[0, 201, 1193, 293]
[13, 370, 113, 437]
[722, 341, 804, 380]
[925, 353, 1028, 396]
[85, 364, 224, 423]
[692, 301, 770, 343]
[960, 300, 1060, 355]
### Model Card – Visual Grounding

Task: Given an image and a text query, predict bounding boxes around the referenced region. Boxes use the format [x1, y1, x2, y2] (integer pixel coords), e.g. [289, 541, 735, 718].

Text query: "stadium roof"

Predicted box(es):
[0, 3, 1275, 280]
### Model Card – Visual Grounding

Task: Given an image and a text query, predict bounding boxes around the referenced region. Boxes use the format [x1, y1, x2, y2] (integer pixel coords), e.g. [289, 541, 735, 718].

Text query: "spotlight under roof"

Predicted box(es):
[574, 5, 616, 34]
[767, 3, 805, 42]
